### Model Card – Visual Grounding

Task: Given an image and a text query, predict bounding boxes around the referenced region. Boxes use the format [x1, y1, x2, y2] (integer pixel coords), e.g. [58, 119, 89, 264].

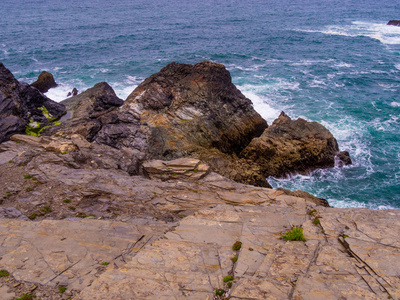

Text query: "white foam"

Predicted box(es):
[45, 84, 79, 102]
[112, 75, 142, 100]
[298, 21, 400, 45]
[241, 90, 281, 124]
[333, 62, 354, 68]
[390, 101, 400, 107]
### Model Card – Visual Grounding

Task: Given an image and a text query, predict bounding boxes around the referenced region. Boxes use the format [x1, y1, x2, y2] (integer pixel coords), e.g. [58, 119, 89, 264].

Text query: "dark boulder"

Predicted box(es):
[67, 88, 78, 97]
[31, 71, 58, 93]
[240, 111, 340, 177]
[0, 63, 65, 143]
[336, 151, 352, 167]
[387, 20, 400, 26]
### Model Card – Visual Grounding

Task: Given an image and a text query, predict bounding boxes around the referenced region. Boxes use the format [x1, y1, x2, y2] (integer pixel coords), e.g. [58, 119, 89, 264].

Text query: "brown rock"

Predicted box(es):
[124, 61, 268, 157]
[241, 111, 340, 177]
[31, 71, 58, 93]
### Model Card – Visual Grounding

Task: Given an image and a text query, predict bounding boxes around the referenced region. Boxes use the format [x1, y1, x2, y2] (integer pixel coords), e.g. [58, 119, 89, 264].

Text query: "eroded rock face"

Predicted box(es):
[241, 111, 340, 177]
[0, 63, 65, 143]
[30, 71, 58, 93]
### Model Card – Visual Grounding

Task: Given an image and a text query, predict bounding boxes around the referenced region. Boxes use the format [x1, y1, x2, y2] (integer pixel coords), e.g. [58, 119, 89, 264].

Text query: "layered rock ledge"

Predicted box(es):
[0, 135, 398, 299]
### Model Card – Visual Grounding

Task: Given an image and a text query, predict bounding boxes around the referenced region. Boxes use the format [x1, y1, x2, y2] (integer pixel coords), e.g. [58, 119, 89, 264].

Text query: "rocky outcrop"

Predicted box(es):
[0, 63, 65, 143]
[387, 20, 400, 26]
[240, 112, 342, 177]
[30, 71, 58, 93]
[8, 61, 350, 187]
[0, 135, 398, 300]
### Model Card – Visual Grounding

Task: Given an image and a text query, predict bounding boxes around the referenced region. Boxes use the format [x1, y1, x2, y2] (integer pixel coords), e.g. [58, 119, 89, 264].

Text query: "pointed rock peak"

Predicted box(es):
[31, 71, 58, 93]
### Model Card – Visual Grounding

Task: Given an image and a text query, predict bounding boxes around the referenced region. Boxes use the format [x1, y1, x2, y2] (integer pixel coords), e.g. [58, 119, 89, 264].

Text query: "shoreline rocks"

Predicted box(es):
[2, 60, 351, 187]
[1, 61, 399, 300]
[0, 63, 65, 144]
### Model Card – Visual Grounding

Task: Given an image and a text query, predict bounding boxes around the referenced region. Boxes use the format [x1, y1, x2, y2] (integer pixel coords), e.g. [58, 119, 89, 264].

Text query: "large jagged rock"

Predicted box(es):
[387, 20, 400, 26]
[0, 63, 65, 144]
[241, 111, 344, 177]
[123, 61, 268, 157]
[30, 71, 58, 93]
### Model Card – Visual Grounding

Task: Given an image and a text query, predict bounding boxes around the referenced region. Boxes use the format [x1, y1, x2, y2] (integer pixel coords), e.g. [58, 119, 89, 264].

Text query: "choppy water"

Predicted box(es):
[1, 0, 399, 209]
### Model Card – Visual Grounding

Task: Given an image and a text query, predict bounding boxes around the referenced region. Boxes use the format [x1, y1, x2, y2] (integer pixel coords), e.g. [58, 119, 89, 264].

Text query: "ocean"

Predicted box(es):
[1, 0, 399, 209]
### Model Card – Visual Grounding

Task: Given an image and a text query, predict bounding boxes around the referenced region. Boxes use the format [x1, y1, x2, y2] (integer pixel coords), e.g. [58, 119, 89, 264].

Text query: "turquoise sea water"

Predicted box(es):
[1, 0, 399, 209]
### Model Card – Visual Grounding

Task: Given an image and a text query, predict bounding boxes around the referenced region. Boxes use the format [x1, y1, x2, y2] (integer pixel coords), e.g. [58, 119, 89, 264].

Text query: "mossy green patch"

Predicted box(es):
[40, 206, 51, 213]
[281, 226, 306, 242]
[63, 199, 72, 203]
[58, 286, 67, 294]
[28, 212, 38, 220]
[232, 241, 242, 251]
[312, 218, 321, 225]
[16, 294, 36, 300]
[231, 255, 238, 263]
[215, 289, 225, 296]
[0, 269, 10, 277]
[223, 275, 234, 283]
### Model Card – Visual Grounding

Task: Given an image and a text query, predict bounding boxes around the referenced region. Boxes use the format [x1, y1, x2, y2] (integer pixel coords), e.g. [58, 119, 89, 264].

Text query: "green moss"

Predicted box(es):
[58, 286, 67, 294]
[227, 281, 233, 288]
[23, 174, 32, 179]
[192, 190, 198, 193]
[308, 209, 317, 216]
[63, 199, 72, 203]
[0, 269, 10, 277]
[60, 152, 68, 155]
[321, 229, 325, 234]
[102, 262, 109, 266]
[281, 226, 306, 242]
[180, 216, 184, 219]
[77, 212, 87, 218]
[231, 255, 238, 263]
[40, 206, 51, 213]
[312, 218, 321, 225]
[25, 187, 34, 192]
[193, 169, 198, 173]
[232, 241, 242, 251]
[8, 160, 12, 163]
[223, 275, 234, 283]
[215, 289, 225, 296]
[343, 234, 349, 239]
[16, 294, 36, 300]
[28, 213, 38, 220]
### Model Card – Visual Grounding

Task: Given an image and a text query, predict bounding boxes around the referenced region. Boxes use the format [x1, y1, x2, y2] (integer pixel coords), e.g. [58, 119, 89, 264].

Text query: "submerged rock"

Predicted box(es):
[387, 20, 400, 26]
[0, 63, 65, 143]
[31, 71, 58, 93]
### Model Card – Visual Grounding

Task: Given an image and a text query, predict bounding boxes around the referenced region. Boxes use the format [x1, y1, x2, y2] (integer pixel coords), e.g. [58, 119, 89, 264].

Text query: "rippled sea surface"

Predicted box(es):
[1, 0, 399, 208]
